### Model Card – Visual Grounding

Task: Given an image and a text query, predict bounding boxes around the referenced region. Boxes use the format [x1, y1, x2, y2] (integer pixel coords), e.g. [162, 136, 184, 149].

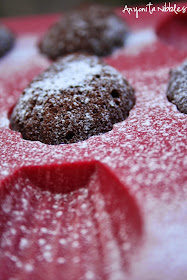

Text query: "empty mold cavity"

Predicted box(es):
[0, 162, 142, 279]
[157, 12, 187, 50]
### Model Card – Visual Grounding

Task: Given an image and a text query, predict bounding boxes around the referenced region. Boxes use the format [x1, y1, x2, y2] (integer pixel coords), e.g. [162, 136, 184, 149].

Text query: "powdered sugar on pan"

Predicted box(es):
[130, 198, 187, 280]
[0, 60, 186, 196]
[0, 35, 49, 75]
[112, 28, 157, 57]
[0, 167, 140, 279]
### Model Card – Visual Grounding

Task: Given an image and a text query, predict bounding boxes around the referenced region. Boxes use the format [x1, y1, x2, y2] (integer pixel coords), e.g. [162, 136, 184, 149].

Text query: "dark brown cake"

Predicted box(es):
[167, 60, 187, 114]
[39, 5, 128, 59]
[0, 25, 15, 58]
[10, 54, 135, 145]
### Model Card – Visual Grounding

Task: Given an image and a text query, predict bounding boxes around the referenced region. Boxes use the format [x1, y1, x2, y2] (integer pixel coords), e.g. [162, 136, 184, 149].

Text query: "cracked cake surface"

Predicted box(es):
[10, 53, 135, 145]
[166, 59, 187, 114]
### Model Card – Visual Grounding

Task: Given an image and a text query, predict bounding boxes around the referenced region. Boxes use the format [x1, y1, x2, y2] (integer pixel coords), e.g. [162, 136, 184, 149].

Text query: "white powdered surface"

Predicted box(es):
[30, 58, 102, 92]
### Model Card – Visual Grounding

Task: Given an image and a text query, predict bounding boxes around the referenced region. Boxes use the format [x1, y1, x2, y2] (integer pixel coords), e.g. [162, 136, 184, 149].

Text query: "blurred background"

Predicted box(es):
[0, 0, 180, 17]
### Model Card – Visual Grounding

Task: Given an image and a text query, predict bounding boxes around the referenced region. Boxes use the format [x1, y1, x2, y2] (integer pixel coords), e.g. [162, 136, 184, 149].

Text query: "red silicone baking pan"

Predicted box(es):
[0, 2, 187, 280]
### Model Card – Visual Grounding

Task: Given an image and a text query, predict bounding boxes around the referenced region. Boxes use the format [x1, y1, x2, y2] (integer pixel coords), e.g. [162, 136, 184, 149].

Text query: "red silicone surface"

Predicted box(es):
[0, 3, 187, 280]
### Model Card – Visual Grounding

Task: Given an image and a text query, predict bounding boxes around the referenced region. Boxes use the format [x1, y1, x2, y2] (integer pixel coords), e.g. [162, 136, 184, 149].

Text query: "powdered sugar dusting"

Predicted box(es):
[9, 53, 134, 145]
[30, 56, 102, 92]
[0, 35, 49, 75]
[40, 5, 128, 58]
[166, 59, 187, 114]
[0, 167, 139, 279]
[112, 28, 157, 57]
[130, 197, 187, 280]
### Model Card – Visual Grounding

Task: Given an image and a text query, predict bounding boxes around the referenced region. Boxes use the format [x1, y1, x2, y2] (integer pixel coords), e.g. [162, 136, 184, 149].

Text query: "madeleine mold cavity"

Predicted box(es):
[157, 12, 187, 50]
[0, 163, 142, 280]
